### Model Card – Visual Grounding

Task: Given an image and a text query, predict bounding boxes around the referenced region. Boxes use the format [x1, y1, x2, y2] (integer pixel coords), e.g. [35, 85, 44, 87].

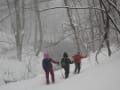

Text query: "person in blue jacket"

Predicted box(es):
[42, 52, 59, 84]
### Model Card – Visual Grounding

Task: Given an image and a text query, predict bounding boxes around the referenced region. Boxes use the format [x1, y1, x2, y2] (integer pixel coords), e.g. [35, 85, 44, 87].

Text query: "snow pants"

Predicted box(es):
[45, 68, 55, 84]
[74, 62, 81, 73]
[63, 66, 70, 78]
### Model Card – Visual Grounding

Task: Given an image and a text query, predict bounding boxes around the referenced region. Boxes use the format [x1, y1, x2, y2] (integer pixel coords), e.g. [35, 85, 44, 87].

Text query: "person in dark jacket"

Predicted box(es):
[61, 52, 73, 79]
[42, 52, 59, 84]
[72, 52, 87, 74]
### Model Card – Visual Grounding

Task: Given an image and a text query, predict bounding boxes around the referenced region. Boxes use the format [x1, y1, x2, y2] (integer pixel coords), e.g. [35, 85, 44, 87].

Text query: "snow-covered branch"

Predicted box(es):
[25, 6, 105, 13]
[106, 0, 120, 16]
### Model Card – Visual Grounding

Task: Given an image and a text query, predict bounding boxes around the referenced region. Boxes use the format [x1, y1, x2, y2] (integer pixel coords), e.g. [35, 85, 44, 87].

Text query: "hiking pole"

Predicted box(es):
[60, 68, 64, 78]
[58, 64, 64, 79]
[57, 61, 64, 79]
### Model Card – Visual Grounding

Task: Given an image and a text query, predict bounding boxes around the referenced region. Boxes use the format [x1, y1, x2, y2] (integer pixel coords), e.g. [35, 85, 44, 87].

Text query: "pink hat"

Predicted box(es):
[44, 52, 49, 58]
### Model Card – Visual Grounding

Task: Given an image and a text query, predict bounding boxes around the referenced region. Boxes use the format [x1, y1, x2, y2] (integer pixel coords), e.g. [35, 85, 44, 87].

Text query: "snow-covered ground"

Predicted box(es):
[0, 48, 120, 90]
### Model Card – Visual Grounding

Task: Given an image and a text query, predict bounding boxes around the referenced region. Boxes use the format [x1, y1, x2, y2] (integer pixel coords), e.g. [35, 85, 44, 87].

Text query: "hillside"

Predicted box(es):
[0, 49, 120, 90]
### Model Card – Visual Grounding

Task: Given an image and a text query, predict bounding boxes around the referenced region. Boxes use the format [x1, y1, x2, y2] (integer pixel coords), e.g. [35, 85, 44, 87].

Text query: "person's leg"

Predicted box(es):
[64, 67, 67, 78]
[65, 73, 69, 78]
[74, 63, 77, 73]
[78, 63, 81, 73]
[63, 67, 68, 78]
[45, 70, 50, 84]
[50, 68, 55, 83]
[65, 66, 69, 78]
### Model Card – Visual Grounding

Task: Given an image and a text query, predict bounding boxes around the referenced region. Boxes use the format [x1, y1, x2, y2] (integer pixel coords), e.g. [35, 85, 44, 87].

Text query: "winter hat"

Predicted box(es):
[63, 52, 68, 57]
[44, 52, 49, 58]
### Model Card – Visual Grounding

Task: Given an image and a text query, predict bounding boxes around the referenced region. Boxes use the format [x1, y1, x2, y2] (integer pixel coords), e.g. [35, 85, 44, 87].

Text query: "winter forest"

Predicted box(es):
[0, 0, 120, 89]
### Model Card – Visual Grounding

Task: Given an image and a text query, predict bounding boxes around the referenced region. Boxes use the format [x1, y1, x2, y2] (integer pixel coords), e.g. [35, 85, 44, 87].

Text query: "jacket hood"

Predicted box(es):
[63, 52, 68, 57]
[43, 52, 49, 58]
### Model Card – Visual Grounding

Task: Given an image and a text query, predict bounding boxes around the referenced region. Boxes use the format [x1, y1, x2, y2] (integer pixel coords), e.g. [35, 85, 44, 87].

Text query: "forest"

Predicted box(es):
[0, 0, 120, 85]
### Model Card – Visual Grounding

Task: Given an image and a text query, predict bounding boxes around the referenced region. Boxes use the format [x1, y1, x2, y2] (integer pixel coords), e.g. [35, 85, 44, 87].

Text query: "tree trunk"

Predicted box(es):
[14, 0, 25, 61]
[33, 0, 43, 56]
[64, 0, 81, 53]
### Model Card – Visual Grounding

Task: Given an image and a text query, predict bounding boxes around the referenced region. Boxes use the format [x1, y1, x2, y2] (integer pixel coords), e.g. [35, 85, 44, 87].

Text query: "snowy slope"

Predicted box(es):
[0, 50, 120, 90]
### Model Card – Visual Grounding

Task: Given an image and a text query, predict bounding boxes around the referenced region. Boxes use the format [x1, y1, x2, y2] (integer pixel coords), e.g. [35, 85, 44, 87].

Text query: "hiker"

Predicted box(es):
[42, 52, 59, 84]
[61, 52, 73, 79]
[72, 52, 87, 74]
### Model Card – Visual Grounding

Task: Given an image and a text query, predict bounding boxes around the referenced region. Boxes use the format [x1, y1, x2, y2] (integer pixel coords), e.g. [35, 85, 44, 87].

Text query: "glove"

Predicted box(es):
[71, 61, 74, 64]
[57, 62, 59, 65]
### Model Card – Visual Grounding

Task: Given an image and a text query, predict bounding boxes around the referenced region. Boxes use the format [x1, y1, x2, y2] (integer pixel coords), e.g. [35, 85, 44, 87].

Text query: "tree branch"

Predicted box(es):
[24, 6, 105, 13]
[106, 0, 120, 16]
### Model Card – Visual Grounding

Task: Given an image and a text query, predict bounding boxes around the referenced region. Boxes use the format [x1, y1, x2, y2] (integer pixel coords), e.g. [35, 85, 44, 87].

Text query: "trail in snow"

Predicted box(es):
[0, 50, 120, 90]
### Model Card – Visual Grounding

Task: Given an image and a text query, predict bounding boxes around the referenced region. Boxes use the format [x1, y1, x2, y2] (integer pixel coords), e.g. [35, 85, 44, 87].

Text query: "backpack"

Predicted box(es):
[61, 58, 66, 67]
[42, 58, 52, 70]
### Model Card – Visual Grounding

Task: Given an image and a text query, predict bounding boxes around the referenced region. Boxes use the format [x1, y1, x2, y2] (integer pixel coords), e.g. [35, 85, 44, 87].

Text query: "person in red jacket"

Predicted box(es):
[42, 52, 59, 84]
[72, 52, 87, 74]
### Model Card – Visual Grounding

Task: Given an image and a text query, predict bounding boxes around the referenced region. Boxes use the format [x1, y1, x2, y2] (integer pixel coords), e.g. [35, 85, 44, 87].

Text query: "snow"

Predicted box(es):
[0, 33, 44, 85]
[0, 53, 44, 84]
[0, 48, 120, 90]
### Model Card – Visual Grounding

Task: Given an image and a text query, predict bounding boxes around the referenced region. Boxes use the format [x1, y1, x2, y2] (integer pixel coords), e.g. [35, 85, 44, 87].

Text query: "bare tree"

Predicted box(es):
[2, 0, 120, 62]
[33, 0, 43, 56]
[63, 0, 81, 53]
[87, 0, 95, 52]
[16, 0, 25, 61]
[8, 0, 25, 61]
[96, 0, 120, 63]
